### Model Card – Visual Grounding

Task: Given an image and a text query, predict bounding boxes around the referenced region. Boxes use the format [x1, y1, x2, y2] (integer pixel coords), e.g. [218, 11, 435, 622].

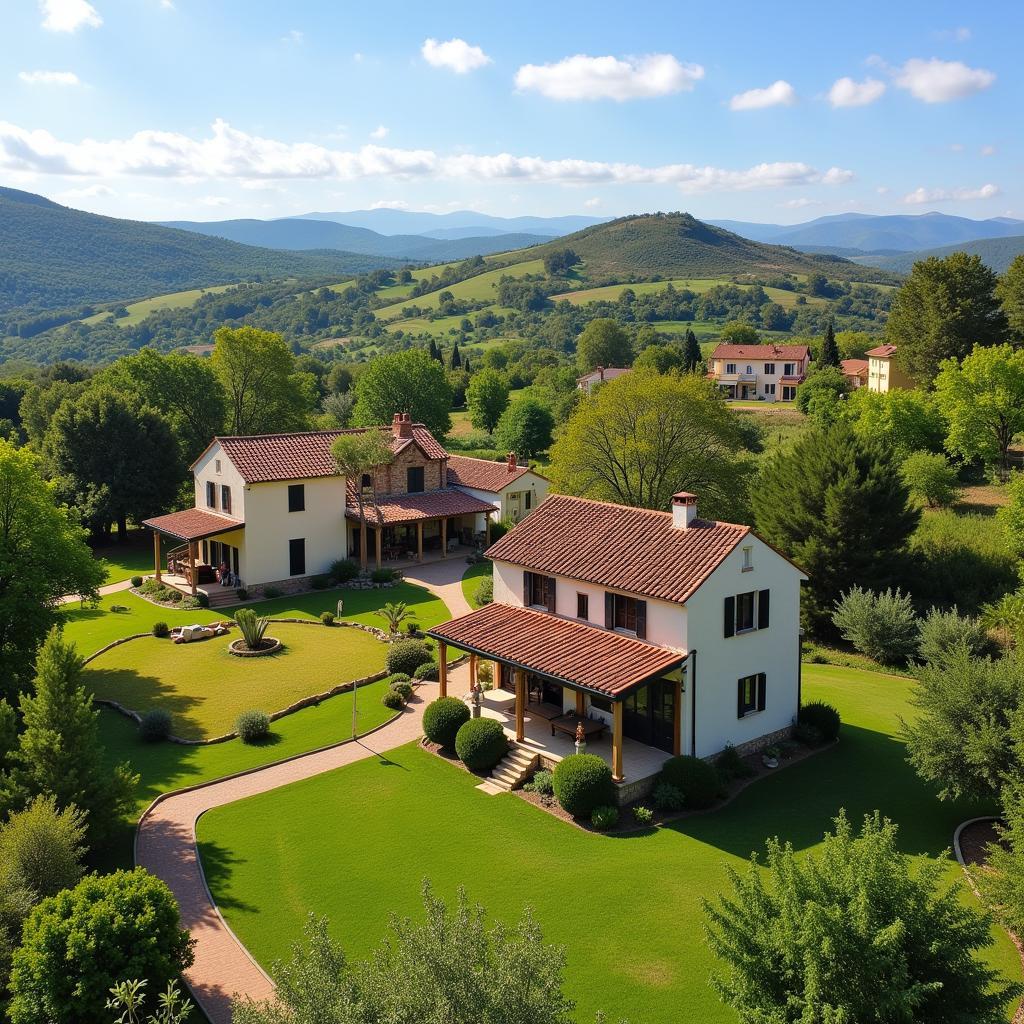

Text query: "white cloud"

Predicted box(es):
[981, 144, 997, 156]
[198, 195, 231, 207]
[903, 183, 1000, 204]
[584, 197, 601, 208]
[514, 53, 703, 101]
[18, 70, 80, 86]
[876, 185, 891, 194]
[421, 37, 491, 74]
[779, 197, 822, 209]
[0, 118, 854, 194]
[370, 199, 409, 210]
[57, 183, 114, 200]
[828, 76, 885, 108]
[282, 29, 303, 44]
[369, 124, 388, 140]
[894, 58, 995, 103]
[729, 80, 796, 111]
[949, 142, 965, 152]
[39, 0, 102, 32]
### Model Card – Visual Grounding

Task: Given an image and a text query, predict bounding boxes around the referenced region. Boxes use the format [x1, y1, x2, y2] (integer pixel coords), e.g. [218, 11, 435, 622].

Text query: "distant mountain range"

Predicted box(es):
[157, 217, 553, 262]
[853, 234, 1024, 274]
[288, 208, 606, 237]
[709, 212, 1024, 253]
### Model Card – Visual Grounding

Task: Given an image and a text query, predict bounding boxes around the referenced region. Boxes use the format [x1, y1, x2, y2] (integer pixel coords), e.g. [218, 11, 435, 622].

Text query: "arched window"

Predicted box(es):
[746, 365, 753, 374]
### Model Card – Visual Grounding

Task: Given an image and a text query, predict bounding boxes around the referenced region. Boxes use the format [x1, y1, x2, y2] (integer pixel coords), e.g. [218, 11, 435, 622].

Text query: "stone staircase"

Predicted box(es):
[198, 586, 239, 610]
[488, 742, 539, 792]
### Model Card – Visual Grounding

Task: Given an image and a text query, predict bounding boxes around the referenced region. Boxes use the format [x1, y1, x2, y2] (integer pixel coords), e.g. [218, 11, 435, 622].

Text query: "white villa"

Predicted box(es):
[143, 413, 547, 603]
[707, 343, 810, 401]
[866, 344, 914, 393]
[430, 491, 806, 799]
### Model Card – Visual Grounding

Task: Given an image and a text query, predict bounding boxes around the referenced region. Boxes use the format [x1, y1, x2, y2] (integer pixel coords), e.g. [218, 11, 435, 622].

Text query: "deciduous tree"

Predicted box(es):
[996, 253, 1024, 342]
[331, 430, 393, 569]
[841, 387, 946, 460]
[352, 349, 453, 436]
[494, 397, 554, 460]
[575, 319, 632, 373]
[465, 368, 509, 433]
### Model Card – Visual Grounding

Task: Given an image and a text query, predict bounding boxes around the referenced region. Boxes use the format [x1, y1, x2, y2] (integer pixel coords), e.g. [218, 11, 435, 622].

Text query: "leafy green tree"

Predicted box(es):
[575, 319, 632, 373]
[3, 629, 137, 848]
[841, 387, 946, 460]
[633, 344, 686, 374]
[717, 321, 760, 345]
[917, 607, 992, 665]
[980, 777, 1024, 937]
[795, 366, 849, 419]
[549, 370, 753, 521]
[751, 421, 919, 634]
[331, 430, 393, 569]
[8, 868, 194, 1024]
[352, 349, 453, 436]
[905, 644, 1024, 801]
[233, 882, 576, 1024]
[832, 586, 919, 665]
[465, 368, 509, 434]
[997, 471, 1024, 555]
[211, 326, 312, 435]
[682, 328, 702, 371]
[996, 253, 1024, 342]
[0, 441, 103, 700]
[18, 379, 87, 449]
[705, 811, 1017, 1024]
[818, 319, 840, 367]
[494, 398, 554, 460]
[43, 386, 180, 539]
[887, 253, 1007, 385]
[901, 451, 961, 508]
[934, 343, 1024, 479]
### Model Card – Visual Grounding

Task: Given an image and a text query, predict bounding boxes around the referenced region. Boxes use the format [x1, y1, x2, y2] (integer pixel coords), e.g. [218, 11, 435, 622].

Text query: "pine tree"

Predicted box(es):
[4, 629, 137, 848]
[819, 320, 840, 368]
[428, 339, 440, 362]
[462, 356, 471, 374]
[682, 328, 702, 372]
[450, 342, 461, 370]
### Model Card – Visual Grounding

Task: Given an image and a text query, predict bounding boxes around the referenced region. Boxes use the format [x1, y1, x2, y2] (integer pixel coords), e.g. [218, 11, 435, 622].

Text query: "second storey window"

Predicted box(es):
[206, 481, 216, 509]
[577, 593, 589, 620]
[524, 570, 556, 612]
[784, 362, 795, 375]
[288, 483, 305, 512]
[764, 362, 775, 375]
[604, 592, 647, 639]
[725, 362, 736, 374]
[407, 466, 424, 493]
[221, 485, 231, 514]
[724, 590, 770, 637]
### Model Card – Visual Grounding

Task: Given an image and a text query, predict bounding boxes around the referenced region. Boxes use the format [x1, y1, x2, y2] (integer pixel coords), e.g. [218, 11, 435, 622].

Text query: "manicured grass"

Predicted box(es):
[91, 530, 167, 585]
[461, 560, 492, 608]
[85, 622, 387, 740]
[197, 665, 1022, 1023]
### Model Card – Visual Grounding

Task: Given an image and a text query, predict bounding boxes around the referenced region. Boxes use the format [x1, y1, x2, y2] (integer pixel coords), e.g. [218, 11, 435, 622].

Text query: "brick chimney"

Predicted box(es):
[507, 452, 517, 473]
[597, 365, 605, 381]
[671, 491, 698, 529]
[392, 412, 413, 439]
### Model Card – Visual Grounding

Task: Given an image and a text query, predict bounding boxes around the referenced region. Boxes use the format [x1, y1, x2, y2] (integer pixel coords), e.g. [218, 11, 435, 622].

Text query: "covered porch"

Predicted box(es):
[141, 508, 245, 599]
[428, 602, 686, 787]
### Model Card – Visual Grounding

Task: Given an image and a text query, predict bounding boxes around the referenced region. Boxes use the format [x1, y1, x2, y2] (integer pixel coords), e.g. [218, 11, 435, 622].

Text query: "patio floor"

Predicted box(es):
[477, 688, 672, 784]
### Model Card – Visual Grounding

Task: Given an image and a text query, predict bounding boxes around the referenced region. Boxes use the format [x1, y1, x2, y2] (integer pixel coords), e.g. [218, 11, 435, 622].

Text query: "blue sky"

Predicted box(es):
[1, 0, 1020, 225]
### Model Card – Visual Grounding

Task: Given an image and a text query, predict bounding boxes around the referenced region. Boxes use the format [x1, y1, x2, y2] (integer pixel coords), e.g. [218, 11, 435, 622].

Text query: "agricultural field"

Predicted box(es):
[550, 278, 830, 309]
[80, 283, 237, 327]
[385, 307, 518, 338]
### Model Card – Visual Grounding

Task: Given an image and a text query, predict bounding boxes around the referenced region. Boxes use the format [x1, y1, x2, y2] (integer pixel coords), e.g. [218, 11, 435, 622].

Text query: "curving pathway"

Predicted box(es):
[135, 558, 477, 1023]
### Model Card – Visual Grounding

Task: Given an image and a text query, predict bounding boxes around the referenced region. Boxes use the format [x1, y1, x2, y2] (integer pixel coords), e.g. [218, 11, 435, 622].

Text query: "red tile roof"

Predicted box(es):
[203, 424, 448, 484]
[866, 344, 898, 358]
[485, 493, 750, 605]
[576, 367, 632, 384]
[841, 358, 869, 377]
[428, 602, 684, 697]
[143, 508, 244, 542]
[346, 488, 495, 525]
[447, 455, 541, 493]
[710, 344, 809, 361]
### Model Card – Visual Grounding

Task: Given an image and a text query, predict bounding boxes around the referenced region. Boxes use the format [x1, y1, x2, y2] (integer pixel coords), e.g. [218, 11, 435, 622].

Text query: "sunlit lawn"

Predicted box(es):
[461, 560, 492, 608]
[197, 665, 1022, 1024]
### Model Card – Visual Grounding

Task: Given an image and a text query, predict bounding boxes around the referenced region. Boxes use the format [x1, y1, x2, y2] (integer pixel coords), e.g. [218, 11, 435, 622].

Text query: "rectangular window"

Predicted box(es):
[735, 591, 756, 632]
[764, 383, 776, 396]
[289, 538, 305, 577]
[221, 485, 231, 514]
[742, 546, 753, 571]
[524, 570, 555, 612]
[407, 466, 424, 493]
[607, 593, 647, 638]
[215, 459, 221, 474]
[725, 362, 736, 374]
[524, 491, 532, 510]
[206, 481, 216, 509]
[737, 673, 766, 718]
[288, 483, 305, 513]
[725, 589, 770, 635]
[784, 363, 795, 376]
[764, 362, 775, 375]
[613, 594, 638, 633]
[782, 385, 796, 401]
[577, 593, 589, 620]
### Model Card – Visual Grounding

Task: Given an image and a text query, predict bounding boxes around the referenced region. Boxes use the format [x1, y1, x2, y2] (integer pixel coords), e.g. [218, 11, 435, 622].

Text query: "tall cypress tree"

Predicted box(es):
[450, 342, 462, 370]
[428, 339, 440, 362]
[751, 422, 919, 635]
[682, 328, 702, 372]
[819, 320, 840, 368]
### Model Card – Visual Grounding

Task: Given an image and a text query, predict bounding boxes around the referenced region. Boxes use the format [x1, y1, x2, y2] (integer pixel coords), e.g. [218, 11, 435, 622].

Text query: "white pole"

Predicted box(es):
[352, 677, 357, 740]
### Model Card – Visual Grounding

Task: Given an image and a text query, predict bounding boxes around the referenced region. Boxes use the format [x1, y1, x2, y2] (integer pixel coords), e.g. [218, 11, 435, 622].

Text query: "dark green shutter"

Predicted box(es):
[636, 600, 647, 639]
[605, 592, 615, 629]
[736, 678, 745, 718]
[757, 672, 767, 712]
[758, 590, 770, 630]
[523, 571, 531, 606]
[724, 596, 735, 638]
[547, 576, 557, 614]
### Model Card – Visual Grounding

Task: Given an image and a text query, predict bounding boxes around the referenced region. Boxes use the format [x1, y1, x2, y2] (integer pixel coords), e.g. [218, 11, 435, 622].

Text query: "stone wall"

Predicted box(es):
[370, 446, 446, 496]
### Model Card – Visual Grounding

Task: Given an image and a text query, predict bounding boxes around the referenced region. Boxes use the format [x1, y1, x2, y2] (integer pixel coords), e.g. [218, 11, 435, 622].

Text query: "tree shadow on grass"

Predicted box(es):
[86, 665, 206, 739]
[196, 838, 260, 915]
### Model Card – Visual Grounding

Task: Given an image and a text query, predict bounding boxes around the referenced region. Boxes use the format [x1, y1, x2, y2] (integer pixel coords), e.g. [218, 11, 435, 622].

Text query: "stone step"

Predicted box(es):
[491, 767, 522, 785]
[503, 752, 535, 769]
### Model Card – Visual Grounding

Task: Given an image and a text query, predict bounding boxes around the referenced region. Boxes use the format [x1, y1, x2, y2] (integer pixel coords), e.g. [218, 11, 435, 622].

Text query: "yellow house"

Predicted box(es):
[866, 344, 914, 393]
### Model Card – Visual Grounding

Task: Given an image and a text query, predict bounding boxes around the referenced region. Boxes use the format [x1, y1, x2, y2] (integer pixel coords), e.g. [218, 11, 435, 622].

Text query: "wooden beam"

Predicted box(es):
[575, 689, 585, 716]
[612, 701, 624, 782]
[417, 520, 423, 562]
[438, 641, 447, 697]
[673, 676, 682, 757]
[359, 523, 367, 570]
[375, 526, 382, 570]
[514, 669, 525, 742]
[469, 653, 477, 689]
[153, 530, 162, 582]
[440, 517, 448, 560]
[187, 541, 197, 596]
[485, 515, 491, 546]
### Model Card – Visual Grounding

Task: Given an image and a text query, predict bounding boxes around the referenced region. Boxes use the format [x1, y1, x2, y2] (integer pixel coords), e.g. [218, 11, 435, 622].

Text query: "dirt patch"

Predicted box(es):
[959, 819, 1004, 867]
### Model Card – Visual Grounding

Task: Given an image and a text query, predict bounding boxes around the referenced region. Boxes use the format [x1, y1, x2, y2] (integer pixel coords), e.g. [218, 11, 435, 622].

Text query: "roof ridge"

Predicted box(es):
[543, 492, 748, 531]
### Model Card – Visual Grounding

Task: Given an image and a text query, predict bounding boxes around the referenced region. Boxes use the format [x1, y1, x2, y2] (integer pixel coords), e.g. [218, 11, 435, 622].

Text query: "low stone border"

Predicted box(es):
[228, 637, 282, 657]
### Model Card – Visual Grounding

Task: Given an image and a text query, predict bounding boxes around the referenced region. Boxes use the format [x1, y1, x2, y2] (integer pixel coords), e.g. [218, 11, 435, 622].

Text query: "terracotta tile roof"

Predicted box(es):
[485, 493, 750, 605]
[841, 358, 869, 377]
[206, 424, 448, 484]
[143, 508, 244, 542]
[866, 344, 898, 358]
[346, 488, 495, 526]
[447, 455, 539, 493]
[428, 602, 684, 697]
[710, 344, 809, 361]
[779, 375, 804, 384]
[576, 367, 632, 385]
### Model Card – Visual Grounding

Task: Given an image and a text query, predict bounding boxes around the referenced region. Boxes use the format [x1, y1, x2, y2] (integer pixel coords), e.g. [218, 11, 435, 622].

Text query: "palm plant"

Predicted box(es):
[377, 601, 416, 635]
[234, 608, 269, 650]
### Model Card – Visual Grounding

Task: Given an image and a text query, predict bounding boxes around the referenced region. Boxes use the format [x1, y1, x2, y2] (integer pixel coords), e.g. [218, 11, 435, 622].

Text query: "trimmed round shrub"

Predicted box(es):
[382, 689, 404, 711]
[130, 575, 143, 588]
[659, 755, 720, 810]
[152, 621, 169, 638]
[390, 673, 411, 683]
[652, 782, 684, 811]
[633, 805, 654, 825]
[168, 590, 183, 603]
[236, 709, 271, 744]
[422, 697, 470, 748]
[390, 680, 414, 703]
[591, 805, 619, 830]
[386, 639, 433, 677]
[474, 578, 494, 607]
[553, 754, 615, 817]
[413, 660, 439, 681]
[330, 558, 359, 584]
[320, 611, 336, 626]
[798, 701, 841, 743]
[235, 587, 249, 601]
[454, 717, 508, 773]
[196, 591, 210, 608]
[139, 708, 171, 742]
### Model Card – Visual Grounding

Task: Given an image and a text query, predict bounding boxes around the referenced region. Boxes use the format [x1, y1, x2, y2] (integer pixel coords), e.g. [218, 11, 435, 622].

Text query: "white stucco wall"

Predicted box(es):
[193, 442, 247, 521]
[455, 471, 550, 529]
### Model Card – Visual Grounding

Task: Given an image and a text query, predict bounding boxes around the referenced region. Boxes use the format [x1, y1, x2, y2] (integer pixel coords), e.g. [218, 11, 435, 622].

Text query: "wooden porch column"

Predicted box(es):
[440, 517, 448, 559]
[673, 676, 682, 756]
[469, 653, 478, 688]
[416, 520, 423, 562]
[575, 689, 585, 716]
[359, 523, 367, 569]
[485, 515, 491, 546]
[375, 527, 382, 570]
[514, 669, 525, 742]
[438, 641, 447, 697]
[612, 701, 624, 782]
[153, 531, 162, 582]
[187, 541, 197, 596]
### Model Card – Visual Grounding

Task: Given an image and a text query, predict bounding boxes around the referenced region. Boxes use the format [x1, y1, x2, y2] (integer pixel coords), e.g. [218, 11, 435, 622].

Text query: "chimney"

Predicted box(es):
[598, 365, 605, 381]
[391, 413, 402, 438]
[393, 412, 413, 439]
[671, 491, 698, 529]
[507, 452, 517, 473]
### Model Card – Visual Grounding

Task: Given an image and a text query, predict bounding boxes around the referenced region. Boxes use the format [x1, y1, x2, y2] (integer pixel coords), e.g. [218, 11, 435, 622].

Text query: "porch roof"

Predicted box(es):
[428, 602, 684, 698]
[142, 508, 245, 542]
[346, 488, 495, 526]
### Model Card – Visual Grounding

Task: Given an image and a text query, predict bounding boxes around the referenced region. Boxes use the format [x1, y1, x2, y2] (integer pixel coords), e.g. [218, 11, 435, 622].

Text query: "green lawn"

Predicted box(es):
[197, 665, 1021, 1023]
[461, 560, 492, 608]
[85, 622, 386, 740]
[91, 530, 166, 585]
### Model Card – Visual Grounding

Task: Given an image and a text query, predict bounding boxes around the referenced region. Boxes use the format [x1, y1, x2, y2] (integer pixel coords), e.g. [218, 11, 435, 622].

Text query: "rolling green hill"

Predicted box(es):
[516, 212, 900, 283]
[855, 234, 1024, 274]
[0, 187, 401, 318]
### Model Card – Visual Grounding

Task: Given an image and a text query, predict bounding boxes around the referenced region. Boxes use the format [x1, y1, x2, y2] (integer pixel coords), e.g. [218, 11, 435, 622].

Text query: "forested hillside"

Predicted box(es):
[857, 234, 1024, 275]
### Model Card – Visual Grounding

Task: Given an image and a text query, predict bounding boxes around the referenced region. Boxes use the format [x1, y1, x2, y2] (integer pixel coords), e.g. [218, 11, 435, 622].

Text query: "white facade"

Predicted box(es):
[710, 355, 808, 402]
[456, 471, 550, 527]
